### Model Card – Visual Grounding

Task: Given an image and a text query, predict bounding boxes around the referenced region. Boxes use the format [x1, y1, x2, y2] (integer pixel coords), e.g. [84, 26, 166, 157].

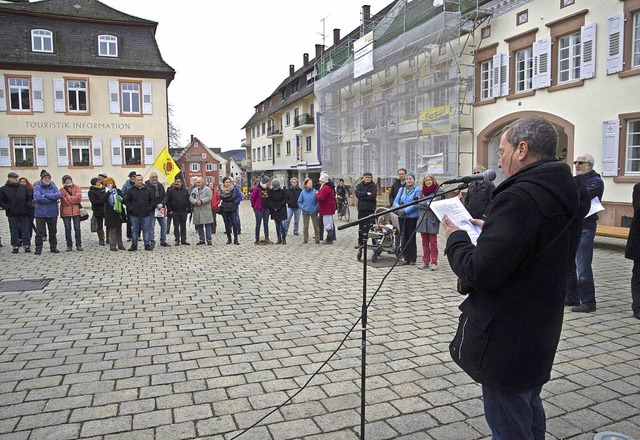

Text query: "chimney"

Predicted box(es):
[303, 53, 309, 65]
[362, 5, 371, 23]
[333, 28, 341, 46]
[315, 44, 324, 59]
[190, 135, 194, 143]
[289, 64, 295, 76]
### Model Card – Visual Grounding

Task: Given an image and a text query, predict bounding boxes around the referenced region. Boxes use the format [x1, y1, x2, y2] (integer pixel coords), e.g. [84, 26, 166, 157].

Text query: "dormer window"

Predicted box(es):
[98, 35, 118, 57]
[31, 29, 53, 53]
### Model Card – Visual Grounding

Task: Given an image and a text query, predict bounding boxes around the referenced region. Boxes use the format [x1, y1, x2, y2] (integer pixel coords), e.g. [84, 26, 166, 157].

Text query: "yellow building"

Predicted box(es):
[0, 0, 174, 194]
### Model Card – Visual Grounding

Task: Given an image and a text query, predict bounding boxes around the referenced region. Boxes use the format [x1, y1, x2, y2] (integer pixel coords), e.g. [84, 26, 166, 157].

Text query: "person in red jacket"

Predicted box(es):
[316, 172, 336, 244]
[59, 174, 83, 251]
[208, 182, 221, 234]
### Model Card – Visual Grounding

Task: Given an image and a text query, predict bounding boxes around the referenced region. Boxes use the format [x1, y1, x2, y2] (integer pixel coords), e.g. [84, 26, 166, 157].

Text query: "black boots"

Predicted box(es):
[233, 233, 239, 245]
[226, 232, 232, 245]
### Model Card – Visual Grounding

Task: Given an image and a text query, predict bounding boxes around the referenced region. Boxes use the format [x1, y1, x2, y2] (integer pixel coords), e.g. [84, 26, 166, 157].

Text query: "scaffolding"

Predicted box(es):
[314, 0, 491, 187]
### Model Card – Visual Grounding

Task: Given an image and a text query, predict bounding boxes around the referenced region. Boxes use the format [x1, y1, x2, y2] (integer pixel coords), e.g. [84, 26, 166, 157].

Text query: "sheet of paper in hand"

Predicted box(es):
[429, 197, 481, 245]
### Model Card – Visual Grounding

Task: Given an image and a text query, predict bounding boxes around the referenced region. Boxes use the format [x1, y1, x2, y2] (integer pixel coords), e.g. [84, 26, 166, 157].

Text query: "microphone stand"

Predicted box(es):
[338, 183, 469, 439]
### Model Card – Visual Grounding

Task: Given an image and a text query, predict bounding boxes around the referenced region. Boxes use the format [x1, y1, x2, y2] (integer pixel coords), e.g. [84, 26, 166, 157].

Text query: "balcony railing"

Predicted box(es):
[293, 113, 315, 129]
[267, 125, 282, 138]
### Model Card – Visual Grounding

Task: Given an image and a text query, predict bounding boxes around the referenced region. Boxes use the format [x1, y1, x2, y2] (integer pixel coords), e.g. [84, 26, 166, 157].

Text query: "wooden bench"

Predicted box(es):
[596, 225, 629, 240]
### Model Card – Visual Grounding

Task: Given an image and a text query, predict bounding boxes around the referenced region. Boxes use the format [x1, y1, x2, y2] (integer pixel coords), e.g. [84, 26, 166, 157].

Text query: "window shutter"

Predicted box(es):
[491, 53, 502, 98]
[142, 82, 152, 114]
[111, 138, 122, 165]
[32, 77, 44, 112]
[108, 81, 120, 114]
[144, 137, 154, 165]
[0, 137, 10, 166]
[533, 38, 551, 89]
[0, 74, 6, 112]
[35, 137, 47, 167]
[53, 78, 65, 112]
[500, 53, 509, 96]
[606, 14, 624, 74]
[92, 137, 103, 166]
[601, 120, 619, 177]
[56, 137, 68, 167]
[580, 23, 596, 79]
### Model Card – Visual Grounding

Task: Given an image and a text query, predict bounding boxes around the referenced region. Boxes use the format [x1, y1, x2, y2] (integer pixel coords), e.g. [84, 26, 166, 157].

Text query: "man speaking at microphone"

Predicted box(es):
[443, 117, 590, 439]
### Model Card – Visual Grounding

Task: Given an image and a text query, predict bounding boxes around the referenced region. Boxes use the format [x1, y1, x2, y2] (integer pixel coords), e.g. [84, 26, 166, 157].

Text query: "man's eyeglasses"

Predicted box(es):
[573, 161, 590, 165]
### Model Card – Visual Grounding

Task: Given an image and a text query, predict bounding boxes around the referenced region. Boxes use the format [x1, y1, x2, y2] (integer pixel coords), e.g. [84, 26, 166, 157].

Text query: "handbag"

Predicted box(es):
[79, 207, 89, 221]
[90, 215, 98, 232]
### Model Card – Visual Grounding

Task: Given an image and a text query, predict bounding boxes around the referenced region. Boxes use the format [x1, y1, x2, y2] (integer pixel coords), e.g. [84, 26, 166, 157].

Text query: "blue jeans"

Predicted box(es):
[566, 228, 596, 307]
[274, 219, 285, 241]
[148, 214, 167, 245]
[8, 216, 30, 248]
[285, 207, 301, 235]
[130, 215, 151, 247]
[195, 223, 212, 243]
[254, 209, 270, 241]
[62, 215, 82, 248]
[220, 211, 239, 235]
[483, 385, 545, 440]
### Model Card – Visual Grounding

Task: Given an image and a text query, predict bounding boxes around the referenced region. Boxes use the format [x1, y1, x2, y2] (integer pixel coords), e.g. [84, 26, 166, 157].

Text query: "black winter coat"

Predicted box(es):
[285, 186, 302, 209]
[88, 186, 105, 218]
[165, 186, 191, 213]
[355, 180, 377, 213]
[625, 183, 640, 261]
[124, 185, 154, 217]
[102, 188, 123, 228]
[463, 180, 495, 219]
[218, 187, 239, 213]
[145, 181, 167, 209]
[0, 181, 30, 217]
[445, 160, 590, 392]
[269, 188, 287, 221]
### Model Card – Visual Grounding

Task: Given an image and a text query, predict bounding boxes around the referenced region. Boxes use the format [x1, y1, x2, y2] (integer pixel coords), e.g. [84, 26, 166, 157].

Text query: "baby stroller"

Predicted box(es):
[357, 207, 401, 262]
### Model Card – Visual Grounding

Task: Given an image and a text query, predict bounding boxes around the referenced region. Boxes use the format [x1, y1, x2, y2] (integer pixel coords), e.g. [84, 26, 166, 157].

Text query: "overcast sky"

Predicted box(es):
[101, 0, 391, 152]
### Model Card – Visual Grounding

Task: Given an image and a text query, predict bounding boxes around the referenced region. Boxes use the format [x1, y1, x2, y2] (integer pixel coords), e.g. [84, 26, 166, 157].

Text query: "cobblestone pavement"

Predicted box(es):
[0, 204, 639, 439]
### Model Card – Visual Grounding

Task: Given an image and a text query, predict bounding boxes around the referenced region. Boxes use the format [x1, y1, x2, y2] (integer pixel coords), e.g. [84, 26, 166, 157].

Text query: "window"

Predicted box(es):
[480, 60, 493, 99]
[8, 77, 31, 112]
[268, 145, 272, 159]
[286, 112, 291, 126]
[625, 117, 640, 174]
[206, 176, 213, 184]
[31, 29, 53, 53]
[98, 35, 118, 57]
[121, 82, 141, 114]
[558, 32, 581, 83]
[253, 148, 256, 160]
[406, 141, 417, 172]
[517, 10, 528, 26]
[276, 143, 281, 157]
[515, 47, 534, 92]
[69, 138, 91, 166]
[123, 138, 142, 165]
[262, 146, 266, 160]
[206, 163, 214, 172]
[286, 140, 291, 155]
[262, 122, 266, 135]
[191, 163, 200, 172]
[305, 136, 312, 152]
[404, 81, 417, 116]
[67, 79, 88, 112]
[13, 138, 35, 167]
[633, 12, 640, 69]
[561, 0, 575, 8]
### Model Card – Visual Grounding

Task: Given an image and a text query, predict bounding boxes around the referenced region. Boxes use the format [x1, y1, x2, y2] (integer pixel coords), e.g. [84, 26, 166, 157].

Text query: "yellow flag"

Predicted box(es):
[153, 147, 180, 185]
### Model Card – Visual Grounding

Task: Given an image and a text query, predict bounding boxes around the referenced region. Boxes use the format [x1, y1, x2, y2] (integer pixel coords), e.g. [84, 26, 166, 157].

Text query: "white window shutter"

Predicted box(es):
[92, 137, 103, 166]
[35, 137, 47, 167]
[53, 78, 65, 112]
[500, 53, 509, 96]
[606, 14, 624, 74]
[533, 38, 551, 89]
[492, 53, 502, 98]
[56, 137, 69, 167]
[32, 77, 44, 112]
[580, 23, 596, 79]
[111, 138, 122, 165]
[144, 137, 154, 165]
[108, 81, 120, 114]
[601, 120, 620, 177]
[0, 74, 6, 112]
[142, 82, 152, 114]
[0, 137, 10, 166]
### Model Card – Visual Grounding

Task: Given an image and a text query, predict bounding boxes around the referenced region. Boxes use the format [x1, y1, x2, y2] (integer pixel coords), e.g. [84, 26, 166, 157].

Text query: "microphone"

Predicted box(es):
[443, 169, 496, 185]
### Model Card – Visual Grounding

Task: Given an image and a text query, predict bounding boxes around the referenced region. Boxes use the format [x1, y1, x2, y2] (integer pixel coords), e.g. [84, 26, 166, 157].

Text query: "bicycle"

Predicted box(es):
[337, 197, 350, 222]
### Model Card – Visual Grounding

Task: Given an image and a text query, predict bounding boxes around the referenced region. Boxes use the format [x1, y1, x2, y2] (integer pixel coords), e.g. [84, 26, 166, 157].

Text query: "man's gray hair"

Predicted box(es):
[503, 117, 558, 160]
[584, 154, 595, 165]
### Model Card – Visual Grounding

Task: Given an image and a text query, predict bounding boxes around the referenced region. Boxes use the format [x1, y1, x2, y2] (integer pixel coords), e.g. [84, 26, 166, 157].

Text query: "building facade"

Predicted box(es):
[174, 136, 225, 187]
[0, 0, 175, 194]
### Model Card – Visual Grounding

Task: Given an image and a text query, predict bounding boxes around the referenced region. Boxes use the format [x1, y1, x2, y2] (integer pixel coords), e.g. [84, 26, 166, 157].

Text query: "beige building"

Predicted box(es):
[0, 0, 175, 195]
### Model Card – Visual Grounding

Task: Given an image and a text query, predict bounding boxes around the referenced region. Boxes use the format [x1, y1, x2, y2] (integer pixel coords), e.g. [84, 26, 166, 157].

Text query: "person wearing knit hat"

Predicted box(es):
[97, 172, 108, 185]
[59, 174, 84, 251]
[393, 171, 420, 265]
[269, 178, 288, 244]
[250, 174, 271, 244]
[33, 169, 61, 254]
[316, 172, 336, 244]
[284, 177, 302, 237]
